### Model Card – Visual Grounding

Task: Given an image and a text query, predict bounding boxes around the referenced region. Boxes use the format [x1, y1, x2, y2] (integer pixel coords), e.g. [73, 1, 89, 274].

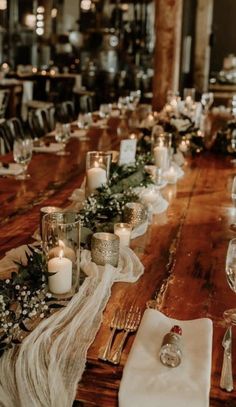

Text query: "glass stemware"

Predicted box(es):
[55, 122, 70, 155]
[201, 92, 214, 113]
[224, 238, 236, 324]
[13, 137, 33, 180]
[231, 176, 236, 207]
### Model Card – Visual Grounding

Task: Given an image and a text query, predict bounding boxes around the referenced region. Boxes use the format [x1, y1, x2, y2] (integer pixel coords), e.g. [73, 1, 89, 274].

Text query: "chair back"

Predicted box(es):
[79, 95, 93, 113]
[0, 89, 10, 119]
[56, 101, 76, 123]
[28, 106, 55, 139]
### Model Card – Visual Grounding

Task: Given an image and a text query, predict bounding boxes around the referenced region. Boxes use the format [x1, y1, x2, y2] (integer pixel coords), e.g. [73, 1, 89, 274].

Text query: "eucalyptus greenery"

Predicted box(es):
[0, 246, 64, 356]
[79, 153, 154, 233]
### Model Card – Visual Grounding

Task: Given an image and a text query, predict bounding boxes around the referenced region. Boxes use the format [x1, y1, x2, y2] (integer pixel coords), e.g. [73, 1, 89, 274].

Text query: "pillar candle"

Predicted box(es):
[48, 256, 72, 294]
[86, 165, 107, 194]
[114, 223, 132, 247]
[154, 144, 169, 170]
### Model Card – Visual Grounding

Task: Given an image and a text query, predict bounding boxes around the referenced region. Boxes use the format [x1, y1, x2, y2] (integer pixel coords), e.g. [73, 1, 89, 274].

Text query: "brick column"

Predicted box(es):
[152, 0, 183, 111]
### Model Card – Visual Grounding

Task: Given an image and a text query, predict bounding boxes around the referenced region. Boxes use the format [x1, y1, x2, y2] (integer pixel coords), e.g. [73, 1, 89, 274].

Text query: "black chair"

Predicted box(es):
[0, 117, 26, 154]
[0, 89, 10, 119]
[79, 95, 94, 113]
[55, 100, 76, 123]
[28, 106, 55, 139]
[0, 124, 11, 154]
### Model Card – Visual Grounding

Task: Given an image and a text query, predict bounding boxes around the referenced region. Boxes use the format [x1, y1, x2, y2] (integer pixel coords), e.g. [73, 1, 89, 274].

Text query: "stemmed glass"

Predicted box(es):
[201, 92, 214, 113]
[55, 122, 70, 155]
[13, 137, 33, 180]
[224, 238, 236, 324]
[231, 176, 236, 206]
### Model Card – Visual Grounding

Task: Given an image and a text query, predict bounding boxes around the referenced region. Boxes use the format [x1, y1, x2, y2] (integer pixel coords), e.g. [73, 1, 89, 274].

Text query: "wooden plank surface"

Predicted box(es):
[0, 122, 235, 406]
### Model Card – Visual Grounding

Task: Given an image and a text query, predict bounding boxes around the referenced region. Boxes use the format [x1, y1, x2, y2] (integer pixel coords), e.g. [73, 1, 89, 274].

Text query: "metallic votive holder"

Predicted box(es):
[91, 232, 120, 267]
[123, 202, 147, 228]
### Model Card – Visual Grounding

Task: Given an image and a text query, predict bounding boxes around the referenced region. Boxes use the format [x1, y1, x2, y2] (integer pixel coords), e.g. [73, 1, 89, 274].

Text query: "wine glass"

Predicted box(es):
[224, 238, 236, 324]
[201, 92, 214, 113]
[231, 176, 236, 206]
[13, 137, 33, 180]
[55, 122, 70, 155]
[99, 104, 111, 119]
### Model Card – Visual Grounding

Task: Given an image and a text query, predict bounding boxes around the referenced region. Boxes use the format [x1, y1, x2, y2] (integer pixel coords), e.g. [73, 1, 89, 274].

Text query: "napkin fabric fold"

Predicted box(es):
[33, 143, 64, 153]
[119, 309, 213, 407]
[0, 163, 23, 176]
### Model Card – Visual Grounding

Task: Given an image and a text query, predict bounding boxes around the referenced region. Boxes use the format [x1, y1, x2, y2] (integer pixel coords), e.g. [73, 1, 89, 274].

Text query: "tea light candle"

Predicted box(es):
[185, 95, 193, 107]
[179, 140, 188, 153]
[147, 113, 155, 127]
[165, 166, 177, 184]
[154, 141, 169, 170]
[48, 254, 72, 294]
[114, 223, 132, 247]
[86, 162, 107, 194]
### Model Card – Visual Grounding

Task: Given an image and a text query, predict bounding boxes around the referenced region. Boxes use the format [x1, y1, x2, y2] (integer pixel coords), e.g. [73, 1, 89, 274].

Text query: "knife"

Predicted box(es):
[220, 326, 234, 392]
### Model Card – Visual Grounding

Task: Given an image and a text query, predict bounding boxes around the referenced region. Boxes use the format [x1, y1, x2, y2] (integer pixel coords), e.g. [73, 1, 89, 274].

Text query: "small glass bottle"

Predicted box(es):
[159, 325, 182, 368]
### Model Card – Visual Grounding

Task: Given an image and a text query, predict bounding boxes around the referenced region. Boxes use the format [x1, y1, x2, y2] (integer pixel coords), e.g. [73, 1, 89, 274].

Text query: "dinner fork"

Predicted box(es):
[98, 308, 126, 361]
[108, 306, 141, 365]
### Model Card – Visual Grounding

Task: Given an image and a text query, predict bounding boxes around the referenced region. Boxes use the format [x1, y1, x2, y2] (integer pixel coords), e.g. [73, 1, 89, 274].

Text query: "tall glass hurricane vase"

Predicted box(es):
[42, 212, 81, 298]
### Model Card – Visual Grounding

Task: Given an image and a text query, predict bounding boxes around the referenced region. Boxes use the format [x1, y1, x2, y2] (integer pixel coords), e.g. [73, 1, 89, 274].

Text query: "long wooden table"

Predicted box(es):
[0, 122, 236, 406]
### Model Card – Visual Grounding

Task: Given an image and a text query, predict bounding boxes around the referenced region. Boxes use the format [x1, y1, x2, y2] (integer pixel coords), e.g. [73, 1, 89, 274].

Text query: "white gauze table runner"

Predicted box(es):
[0, 246, 144, 407]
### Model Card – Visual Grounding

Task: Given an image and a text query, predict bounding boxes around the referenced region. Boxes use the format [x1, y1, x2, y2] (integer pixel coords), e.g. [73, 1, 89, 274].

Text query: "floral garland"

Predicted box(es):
[0, 153, 154, 356]
[212, 119, 236, 154]
[0, 246, 65, 356]
[79, 152, 154, 234]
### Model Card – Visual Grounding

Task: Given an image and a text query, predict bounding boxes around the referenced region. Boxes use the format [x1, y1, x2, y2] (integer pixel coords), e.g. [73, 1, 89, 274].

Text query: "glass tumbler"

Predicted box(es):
[42, 212, 81, 297]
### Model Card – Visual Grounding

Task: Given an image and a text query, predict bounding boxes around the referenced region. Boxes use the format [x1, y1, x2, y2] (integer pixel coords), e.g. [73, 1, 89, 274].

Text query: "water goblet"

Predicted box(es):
[13, 137, 33, 180]
[201, 92, 214, 113]
[224, 238, 236, 324]
[99, 103, 111, 119]
[231, 176, 236, 207]
[55, 122, 70, 155]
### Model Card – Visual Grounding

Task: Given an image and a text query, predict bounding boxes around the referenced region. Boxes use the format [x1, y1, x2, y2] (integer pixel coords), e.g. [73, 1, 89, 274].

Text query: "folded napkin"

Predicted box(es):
[0, 163, 23, 176]
[33, 143, 64, 153]
[70, 129, 87, 139]
[119, 309, 213, 407]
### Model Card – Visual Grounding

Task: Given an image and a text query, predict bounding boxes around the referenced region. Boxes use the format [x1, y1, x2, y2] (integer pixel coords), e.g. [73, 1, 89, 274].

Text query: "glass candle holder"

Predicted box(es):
[86, 151, 111, 195]
[152, 130, 170, 172]
[39, 206, 62, 238]
[91, 232, 119, 267]
[123, 202, 147, 228]
[114, 223, 132, 247]
[42, 212, 81, 297]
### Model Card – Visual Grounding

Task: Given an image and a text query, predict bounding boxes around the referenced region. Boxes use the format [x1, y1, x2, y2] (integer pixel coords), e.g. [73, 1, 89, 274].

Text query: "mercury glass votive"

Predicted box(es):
[42, 212, 81, 297]
[123, 202, 147, 228]
[114, 223, 132, 247]
[91, 232, 120, 267]
[86, 151, 111, 195]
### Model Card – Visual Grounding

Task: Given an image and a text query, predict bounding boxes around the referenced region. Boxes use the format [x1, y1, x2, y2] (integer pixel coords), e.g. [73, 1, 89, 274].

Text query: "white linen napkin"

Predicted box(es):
[0, 163, 23, 176]
[33, 143, 64, 153]
[119, 309, 213, 407]
[70, 129, 87, 139]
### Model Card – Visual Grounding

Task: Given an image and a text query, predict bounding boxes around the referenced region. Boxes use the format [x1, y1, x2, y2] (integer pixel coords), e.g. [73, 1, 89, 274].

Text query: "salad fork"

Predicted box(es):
[109, 306, 141, 365]
[98, 308, 127, 361]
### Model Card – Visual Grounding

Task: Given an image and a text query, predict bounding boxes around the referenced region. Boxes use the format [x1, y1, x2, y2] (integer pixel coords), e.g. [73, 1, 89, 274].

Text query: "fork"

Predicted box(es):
[108, 306, 141, 365]
[98, 308, 127, 361]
